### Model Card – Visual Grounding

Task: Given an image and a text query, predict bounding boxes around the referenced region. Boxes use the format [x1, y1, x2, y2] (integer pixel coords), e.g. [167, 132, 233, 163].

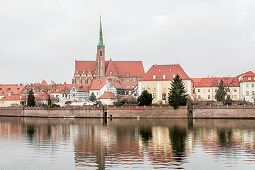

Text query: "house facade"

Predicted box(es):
[138, 64, 193, 104]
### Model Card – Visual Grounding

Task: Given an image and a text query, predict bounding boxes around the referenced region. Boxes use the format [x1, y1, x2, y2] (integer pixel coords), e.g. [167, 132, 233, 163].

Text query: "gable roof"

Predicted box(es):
[140, 64, 191, 81]
[120, 81, 137, 90]
[73, 84, 90, 92]
[90, 79, 107, 90]
[239, 71, 255, 82]
[75, 60, 145, 78]
[98, 92, 117, 99]
[105, 59, 118, 76]
[0, 84, 25, 97]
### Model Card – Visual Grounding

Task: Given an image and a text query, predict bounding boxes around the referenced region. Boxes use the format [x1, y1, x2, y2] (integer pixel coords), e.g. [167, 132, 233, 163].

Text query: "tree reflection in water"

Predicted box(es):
[26, 124, 35, 141]
[169, 126, 187, 161]
[139, 127, 152, 145]
[217, 128, 233, 148]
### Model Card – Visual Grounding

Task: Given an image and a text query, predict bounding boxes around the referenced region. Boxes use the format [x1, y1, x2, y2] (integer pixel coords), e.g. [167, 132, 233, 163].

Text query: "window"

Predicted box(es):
[248, 77, 251, 80]
[169, 69, 172, 72]
[82, 80, 85, 84]
[227, 88, 230, 92]
[152, 93, 156, 99]
[76, 80, 79, 84]
[198, 89, 200, 92]
[153, 83, 156, 90]
[0, 88, 1, 90]
[110, 71, 113, 75]
[147, 83, 151, 90]
[252, 91, 254, 95]
[162, 83, 166, 90]
[232, 95, 237, 99]
[162, 93, 166, 100]
[246, 83, 249, 88]
[234, 88, 237, 92]
[153, 75, 156, 79]
[126, 72, 130, 77]
[254, 77, 255, 80]
[17, 88, 19, 90]
[252, 83, 254, 88]
[208, 95, 210, 100]
[246, 91, 249, 96]
[100, 50, 102, 56]
[142, 84, 145, 90]
[173, 74, 176, 78]
[208, 89, 210, 92]
[198, 95, 201, 99]
[163, 75, 166, 79]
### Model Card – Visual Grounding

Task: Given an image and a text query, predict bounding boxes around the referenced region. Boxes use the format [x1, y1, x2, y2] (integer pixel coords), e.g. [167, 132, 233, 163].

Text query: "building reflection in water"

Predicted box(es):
[1, 118, 255, 169]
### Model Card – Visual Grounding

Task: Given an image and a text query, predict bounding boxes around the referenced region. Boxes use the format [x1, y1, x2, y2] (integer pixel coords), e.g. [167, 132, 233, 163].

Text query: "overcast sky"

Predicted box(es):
[0, 0, 254, 84]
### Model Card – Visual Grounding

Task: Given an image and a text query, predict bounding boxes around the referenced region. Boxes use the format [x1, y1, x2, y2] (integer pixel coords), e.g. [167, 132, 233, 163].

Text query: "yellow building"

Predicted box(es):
[138, 64, 193, 104]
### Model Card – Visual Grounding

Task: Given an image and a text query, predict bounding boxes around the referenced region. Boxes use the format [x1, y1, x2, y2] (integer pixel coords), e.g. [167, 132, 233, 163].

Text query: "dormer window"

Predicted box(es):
[153, 75, 156, 79]
[163, 75, 166, 79]
[98, 80, 101, 85]
[173, 75, 176, 79]
[159, 69, 161, 72]
[169, 69, 172, 72]
[110, 71, 113, 75]
[76, 70, 79, 73]
[82, 70, 85, 73]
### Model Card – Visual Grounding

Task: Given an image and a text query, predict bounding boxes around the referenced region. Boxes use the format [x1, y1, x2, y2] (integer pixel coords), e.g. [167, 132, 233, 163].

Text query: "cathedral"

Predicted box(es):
[72, 17, 145, 84]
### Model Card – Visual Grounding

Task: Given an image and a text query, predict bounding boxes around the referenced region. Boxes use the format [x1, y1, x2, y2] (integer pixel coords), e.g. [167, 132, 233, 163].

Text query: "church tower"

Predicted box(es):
[96, 16, 105, 79]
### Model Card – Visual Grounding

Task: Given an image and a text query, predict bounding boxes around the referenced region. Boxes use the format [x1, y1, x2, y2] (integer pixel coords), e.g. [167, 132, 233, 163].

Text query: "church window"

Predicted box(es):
[100, 50, 102, 56]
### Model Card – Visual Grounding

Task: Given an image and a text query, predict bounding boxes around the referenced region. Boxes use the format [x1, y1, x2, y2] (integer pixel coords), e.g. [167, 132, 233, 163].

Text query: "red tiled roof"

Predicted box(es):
[140, 64, 190, 81]
[74, 84, 89, 92]
[120, 81, 137, 90]
[0, 94, 22, 101]
[75, 60, 145, 78]
[239, 71, 255, 82]
[98, 92, 117, 99]
[0, 84, 25, 96]
[109, 80, 124, 89]
[41, 80, 48, 86]
[193, 77, 240, 87]
[90, 79, 107, 90]
[105, 59, 118, 76]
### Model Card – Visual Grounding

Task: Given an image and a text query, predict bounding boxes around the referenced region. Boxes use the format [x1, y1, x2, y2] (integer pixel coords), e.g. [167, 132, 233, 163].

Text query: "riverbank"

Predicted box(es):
[0, 105, 255, 118]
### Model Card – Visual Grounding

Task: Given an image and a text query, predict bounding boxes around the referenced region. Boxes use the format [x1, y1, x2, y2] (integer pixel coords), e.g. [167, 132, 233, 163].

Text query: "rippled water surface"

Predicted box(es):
[1, 117, 255, 169]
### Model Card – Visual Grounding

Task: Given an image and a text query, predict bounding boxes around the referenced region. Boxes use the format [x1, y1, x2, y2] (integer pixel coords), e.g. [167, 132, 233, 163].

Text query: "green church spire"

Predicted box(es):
[98, 15, 104, 46]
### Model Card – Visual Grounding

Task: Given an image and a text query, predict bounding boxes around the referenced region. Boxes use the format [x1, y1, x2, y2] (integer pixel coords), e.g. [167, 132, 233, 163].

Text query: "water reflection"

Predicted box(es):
[0, 118, 255, 169]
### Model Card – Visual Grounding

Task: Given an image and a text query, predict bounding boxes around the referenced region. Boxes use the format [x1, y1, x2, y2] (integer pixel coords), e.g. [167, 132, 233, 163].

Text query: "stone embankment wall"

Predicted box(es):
[0, 105, 255, 118]
[107, 106, 187, 118]
[193, 105, 255, 118]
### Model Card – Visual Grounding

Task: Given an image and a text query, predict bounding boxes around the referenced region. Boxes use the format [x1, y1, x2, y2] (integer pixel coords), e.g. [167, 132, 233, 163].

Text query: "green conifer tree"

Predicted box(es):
[168, 74, 188, 109]
[137, 90, 153, 106]
[89, 92, 97, 101]
[215, 79, 226, 103]
[27, 89, 35, 107]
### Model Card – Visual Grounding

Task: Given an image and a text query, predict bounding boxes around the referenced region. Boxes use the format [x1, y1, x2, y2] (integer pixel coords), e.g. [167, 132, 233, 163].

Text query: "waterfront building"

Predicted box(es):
[237, 71, 255, 102]
[193, 77, 240, 101]
[72, 17, 145, 84]
[97, 92, 117, 105]
[138, 64, 193, 104]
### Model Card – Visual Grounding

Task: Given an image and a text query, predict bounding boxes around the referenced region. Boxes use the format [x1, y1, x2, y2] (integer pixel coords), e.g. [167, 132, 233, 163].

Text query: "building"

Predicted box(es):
[193, 77, 240, 101]
[237, 71, 255, 102]
[98, 92, 117, 105]
[138, 64, 193, 104]
[72, 17, 145, 84]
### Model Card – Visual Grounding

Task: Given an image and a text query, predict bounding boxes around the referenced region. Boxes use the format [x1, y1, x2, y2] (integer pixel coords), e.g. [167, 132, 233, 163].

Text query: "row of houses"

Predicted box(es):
[1, 65, 254, 107]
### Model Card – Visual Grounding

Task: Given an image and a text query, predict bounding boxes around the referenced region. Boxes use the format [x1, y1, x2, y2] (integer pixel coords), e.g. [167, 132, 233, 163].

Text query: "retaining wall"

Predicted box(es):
[107, 106, 187, 118]
[193, 105, 255, 118]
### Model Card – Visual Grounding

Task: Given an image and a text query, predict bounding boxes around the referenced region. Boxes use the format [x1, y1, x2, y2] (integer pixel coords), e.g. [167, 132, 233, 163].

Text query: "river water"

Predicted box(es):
[0, 117, 255, 170]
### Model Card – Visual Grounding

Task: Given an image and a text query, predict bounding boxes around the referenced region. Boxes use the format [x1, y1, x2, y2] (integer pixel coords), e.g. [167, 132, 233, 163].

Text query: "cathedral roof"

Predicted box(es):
[75, 60, 145, 78]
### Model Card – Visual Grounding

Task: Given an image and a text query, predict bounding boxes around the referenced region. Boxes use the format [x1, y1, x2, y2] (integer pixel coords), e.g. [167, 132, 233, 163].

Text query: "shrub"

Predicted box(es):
[137, 90, 153, 106]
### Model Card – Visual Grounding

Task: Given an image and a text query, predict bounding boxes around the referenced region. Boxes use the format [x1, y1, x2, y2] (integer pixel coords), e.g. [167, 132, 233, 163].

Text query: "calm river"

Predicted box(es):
[1, 117, 255, 170]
